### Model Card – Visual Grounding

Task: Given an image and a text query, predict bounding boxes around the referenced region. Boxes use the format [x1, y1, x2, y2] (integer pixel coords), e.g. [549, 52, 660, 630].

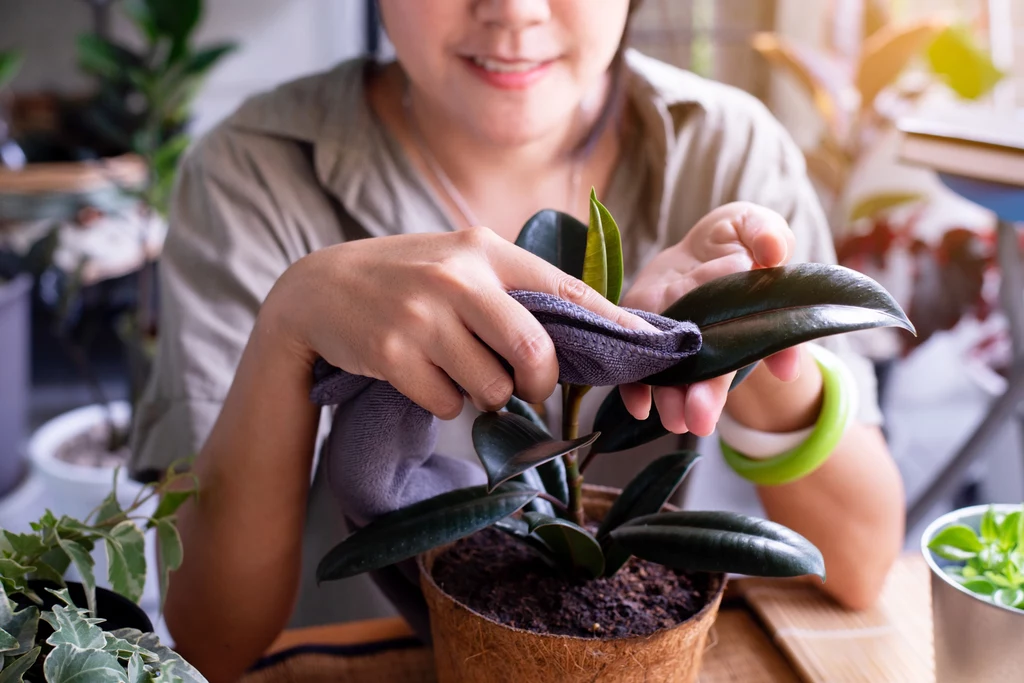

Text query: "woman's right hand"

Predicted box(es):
[266, 226, 656, 418]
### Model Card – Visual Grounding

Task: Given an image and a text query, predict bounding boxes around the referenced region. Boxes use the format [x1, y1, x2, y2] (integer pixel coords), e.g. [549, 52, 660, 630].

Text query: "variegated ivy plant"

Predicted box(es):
[317, 190, 915, 586]
[0, 464, 205, 682]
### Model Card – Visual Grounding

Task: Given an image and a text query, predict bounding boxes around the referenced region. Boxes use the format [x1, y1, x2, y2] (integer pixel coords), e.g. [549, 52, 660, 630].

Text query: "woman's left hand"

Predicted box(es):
[618, 202, 802, 436]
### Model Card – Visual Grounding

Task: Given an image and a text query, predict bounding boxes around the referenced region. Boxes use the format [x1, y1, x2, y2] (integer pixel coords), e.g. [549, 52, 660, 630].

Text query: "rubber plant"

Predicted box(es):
[0, 464, 206, 681]
[317, 191, 915, 588]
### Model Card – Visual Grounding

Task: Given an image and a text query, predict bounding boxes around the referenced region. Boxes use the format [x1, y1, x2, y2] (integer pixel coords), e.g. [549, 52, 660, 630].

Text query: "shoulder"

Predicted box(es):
[625, 49, 798, 162]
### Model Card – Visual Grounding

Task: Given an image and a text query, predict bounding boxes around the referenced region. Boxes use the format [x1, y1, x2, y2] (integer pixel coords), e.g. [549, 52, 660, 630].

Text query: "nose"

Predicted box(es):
[473, 0, 552, 30]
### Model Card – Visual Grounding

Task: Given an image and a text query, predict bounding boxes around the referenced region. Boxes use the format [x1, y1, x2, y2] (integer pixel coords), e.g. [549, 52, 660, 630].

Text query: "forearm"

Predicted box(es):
[165, 301, 320, 682]
[725, 348, 905, 610]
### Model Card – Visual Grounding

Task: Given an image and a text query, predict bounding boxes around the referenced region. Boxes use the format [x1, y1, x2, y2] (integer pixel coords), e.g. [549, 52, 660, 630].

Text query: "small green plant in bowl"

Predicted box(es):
[928, 504, 1024, 610]
[0, 465, 206, 682]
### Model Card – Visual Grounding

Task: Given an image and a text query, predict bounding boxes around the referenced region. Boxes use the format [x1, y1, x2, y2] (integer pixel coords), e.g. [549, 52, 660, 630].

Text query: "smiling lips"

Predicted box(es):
[462, 55, 556, 90]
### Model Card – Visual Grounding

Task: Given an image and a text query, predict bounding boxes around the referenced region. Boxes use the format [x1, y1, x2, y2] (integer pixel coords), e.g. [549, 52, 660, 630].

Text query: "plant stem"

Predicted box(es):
[562, 384, 587, 526]
[536, 491, 570, 514]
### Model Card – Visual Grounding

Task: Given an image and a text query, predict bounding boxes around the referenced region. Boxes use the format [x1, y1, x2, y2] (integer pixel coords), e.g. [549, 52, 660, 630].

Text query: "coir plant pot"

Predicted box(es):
[419, 485, 726, 683]
[922, 504, 1024, 683]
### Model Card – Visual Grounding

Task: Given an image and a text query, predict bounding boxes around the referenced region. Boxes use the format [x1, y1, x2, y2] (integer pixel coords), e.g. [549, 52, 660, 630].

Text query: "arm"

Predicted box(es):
[726, 350, 906, 610]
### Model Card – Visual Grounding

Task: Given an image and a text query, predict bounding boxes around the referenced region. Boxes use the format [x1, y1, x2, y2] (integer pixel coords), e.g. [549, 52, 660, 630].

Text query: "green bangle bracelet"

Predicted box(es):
[720, 344, 854, 486]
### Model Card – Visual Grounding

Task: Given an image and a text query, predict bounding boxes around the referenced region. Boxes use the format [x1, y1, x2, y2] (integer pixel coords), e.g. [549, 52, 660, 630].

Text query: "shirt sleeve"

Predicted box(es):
[128, 125, 301, 481]
[714, 96, 885, 427]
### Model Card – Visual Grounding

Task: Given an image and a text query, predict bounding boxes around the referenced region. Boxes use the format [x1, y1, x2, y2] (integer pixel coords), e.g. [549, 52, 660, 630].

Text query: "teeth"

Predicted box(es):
[471, 56, 542, 73]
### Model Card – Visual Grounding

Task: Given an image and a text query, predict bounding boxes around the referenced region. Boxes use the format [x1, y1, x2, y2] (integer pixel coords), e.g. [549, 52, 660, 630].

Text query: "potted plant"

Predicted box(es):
[922, 503, 1024, 683]
[0, 463, 205, 681]
[315, 192, 917, 682]
[19, 0, 235, 521]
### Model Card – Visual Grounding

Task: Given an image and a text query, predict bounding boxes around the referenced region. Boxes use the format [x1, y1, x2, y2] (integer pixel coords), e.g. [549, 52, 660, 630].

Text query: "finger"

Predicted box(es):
[730, 205, 794, 268]
[683, 375, 732, 437]
[653, 386, 688, 434]
[494, 241, 658, 332]
[458, 283, 560, 404]
[387, 353, 466, 420]
[763, 347, 802, 382]
[620, 383, 652, 420]
[428, 325, 514, 412]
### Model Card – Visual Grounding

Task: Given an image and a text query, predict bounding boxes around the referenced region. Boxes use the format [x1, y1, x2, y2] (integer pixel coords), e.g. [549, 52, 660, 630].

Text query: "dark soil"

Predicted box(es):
[432, 527, 713, 639]
[55, 422, 129, 468]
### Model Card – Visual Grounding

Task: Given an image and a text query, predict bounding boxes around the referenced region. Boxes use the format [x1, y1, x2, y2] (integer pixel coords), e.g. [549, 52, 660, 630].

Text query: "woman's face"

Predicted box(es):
[378, 0, 632, 146]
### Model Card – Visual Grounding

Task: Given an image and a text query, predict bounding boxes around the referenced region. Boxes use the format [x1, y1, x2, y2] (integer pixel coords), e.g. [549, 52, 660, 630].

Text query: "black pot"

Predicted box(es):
[13, 580, 153, 634]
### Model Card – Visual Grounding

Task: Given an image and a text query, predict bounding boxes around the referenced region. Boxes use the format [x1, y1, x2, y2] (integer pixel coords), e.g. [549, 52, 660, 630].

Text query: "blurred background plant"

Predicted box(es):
[752, 0, 1006, 396]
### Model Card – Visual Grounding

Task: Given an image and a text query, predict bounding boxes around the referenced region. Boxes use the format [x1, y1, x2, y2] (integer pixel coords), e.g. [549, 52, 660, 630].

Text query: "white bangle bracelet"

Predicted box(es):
[716, 345, 858, 460]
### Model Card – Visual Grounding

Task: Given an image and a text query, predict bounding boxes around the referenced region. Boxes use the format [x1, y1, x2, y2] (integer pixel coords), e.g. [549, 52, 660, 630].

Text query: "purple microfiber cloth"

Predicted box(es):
[309, 289, 701, 638]
[310, 290, 701, 526]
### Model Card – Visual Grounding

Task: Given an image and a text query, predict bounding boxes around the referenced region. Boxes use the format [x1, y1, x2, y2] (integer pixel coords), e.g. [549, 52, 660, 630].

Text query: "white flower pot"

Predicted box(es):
[26, 401, 145, 521]
[922, 504, 1024, 683]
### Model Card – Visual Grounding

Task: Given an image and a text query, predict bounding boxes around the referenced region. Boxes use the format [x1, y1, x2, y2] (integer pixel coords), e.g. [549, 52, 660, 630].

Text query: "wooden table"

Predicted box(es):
[242, 554, 934, 683]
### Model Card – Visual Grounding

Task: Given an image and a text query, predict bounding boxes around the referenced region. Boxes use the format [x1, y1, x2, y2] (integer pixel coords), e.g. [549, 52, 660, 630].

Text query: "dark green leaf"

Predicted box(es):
[0, 561, 33, 584]
[147, 0, 202, 47]
[44, 643, 125, 683]
[0, 647, 39, 683]
[183, 43, 236, 76]
[0, 51, 23, 91]
[122, 0, 159, 41]
[155, 519, 183, 613]
[493, 518, 556, 566]
[0, 604, 37, 657]
[598, 452, 702, 574]
[317, 483, 538, 582]
[472, 412, 598, 492]
[643, 264, 916, 386]
[33, 547, 71, 585]
[999, 510, 1022, 550]
[503, 396, 550, 434]
[961, 577, 997, 595]
[106, 521, 147, 604]
[515, 209, 588, 279]
[76, 35, 141, 80]
[981, 507, 998, 543]
[928, 524, 984, 561]
[582, 193, 607, 298]
[503, 399, 569, 506]
[513, 468, 555, 517]
[609, 511, 825, 579]
[57, 538, 96, 616]
[590, 389, 668, 454]
[0, 629, 16, 653]
[591, 190, 623, 305]
[523, 513, 604, 578]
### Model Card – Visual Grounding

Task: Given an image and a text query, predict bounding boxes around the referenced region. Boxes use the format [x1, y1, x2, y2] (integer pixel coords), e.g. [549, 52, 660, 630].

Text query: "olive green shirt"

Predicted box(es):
[129, 50, 882, 628]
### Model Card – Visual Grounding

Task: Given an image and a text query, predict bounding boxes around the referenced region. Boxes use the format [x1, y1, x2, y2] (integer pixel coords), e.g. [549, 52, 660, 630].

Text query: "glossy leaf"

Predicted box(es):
[57, 538, 97, 616]
[501, 396, 568, 504]
[42, 601, 105, 650]
[151, 488, 197, 524]
[472, 412, 598, 492]
[644, 264, 915, 386]
[999, 510, 1023, 549]
[0, 647, 38, 683]
[609, 511, 825, 579]
[599, 452, 702, 575]
[582, 196, 608, 297]
[590, 390, 669, 455]
[513, 468, 555, 517]
[493, 517, 556, 565]
[317, 483, 538, 581]
[524, 513, 604, 578]
[503, 396, 550, 434]
[928, 523, 983, 561]
[981, 507, 998, 543]
[515, 209, 588, 279]
[592, 190, 623, 305]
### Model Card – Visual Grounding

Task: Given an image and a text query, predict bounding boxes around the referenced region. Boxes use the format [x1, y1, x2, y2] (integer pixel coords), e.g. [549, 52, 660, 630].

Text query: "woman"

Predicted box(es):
[129, 1, 905, 680]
